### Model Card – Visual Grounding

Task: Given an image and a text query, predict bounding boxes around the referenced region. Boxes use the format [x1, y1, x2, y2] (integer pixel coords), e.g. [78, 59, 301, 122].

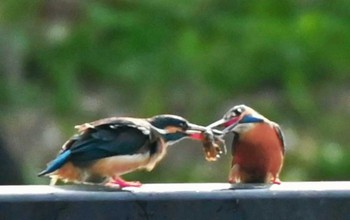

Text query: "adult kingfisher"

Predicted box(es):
[208, 105, 285, 184]
[39, 114, 209, 188]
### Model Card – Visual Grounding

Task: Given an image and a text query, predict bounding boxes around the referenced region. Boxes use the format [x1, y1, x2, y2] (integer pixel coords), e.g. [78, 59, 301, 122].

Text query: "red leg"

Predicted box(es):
[228, 164, 240, 184]
[228, 178, 237, 184]
[106, 177, 142, 188]
[271, 176, 281, 185]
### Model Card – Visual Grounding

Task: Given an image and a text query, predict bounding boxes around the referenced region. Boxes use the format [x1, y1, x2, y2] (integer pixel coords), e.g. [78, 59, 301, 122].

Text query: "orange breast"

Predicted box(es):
[233, 123, 283, 175]
[89, 153, 151, 177]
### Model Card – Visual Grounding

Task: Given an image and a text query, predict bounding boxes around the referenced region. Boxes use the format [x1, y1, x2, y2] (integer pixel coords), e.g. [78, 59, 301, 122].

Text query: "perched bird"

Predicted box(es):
[38, 115, 207, 188]
[208, 105, 285, 184]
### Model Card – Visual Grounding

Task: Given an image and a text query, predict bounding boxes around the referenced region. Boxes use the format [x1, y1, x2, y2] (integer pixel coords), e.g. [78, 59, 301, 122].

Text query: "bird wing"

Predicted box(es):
[74, 117, 149, 133]
[62, 119, 154, 162]
[272, 123, 286, 155]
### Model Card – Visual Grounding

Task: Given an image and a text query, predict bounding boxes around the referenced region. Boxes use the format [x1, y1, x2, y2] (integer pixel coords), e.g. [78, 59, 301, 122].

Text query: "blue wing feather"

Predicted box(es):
[273, 124, 286, 155]
[39, 121, 152, 176]
[38, 150, 71, 176]
[68, 126, 150, 162]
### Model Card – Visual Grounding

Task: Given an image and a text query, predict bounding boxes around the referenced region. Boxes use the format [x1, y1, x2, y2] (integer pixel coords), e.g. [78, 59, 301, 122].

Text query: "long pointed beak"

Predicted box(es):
[187, 123, 207, 132]
[187, 123, 223, 135]
[206, 118, 227, 129]
[185, 123, 224, 141]
[222, 122, 238, 133]
[207, 116, 241, 135]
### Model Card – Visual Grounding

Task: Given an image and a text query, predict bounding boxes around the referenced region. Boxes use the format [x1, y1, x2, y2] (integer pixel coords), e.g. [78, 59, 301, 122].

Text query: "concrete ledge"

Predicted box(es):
[1, 182, 350, 220]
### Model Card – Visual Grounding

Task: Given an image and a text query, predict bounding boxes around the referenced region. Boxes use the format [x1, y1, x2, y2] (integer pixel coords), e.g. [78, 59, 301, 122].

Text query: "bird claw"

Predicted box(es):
[271, 178, 281, 185]
[228, 178, 238, 184]
[106, 177, 142, 188]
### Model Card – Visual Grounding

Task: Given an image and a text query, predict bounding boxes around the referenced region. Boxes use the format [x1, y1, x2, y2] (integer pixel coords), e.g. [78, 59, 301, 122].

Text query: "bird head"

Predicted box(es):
[149, 114, 209, 144]
[208, 105, 265, 134]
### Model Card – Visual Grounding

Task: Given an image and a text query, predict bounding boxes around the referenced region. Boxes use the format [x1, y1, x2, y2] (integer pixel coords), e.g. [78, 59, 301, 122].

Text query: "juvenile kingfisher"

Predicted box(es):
[208, 105, 285, 184]
[38, 115, 207, 188]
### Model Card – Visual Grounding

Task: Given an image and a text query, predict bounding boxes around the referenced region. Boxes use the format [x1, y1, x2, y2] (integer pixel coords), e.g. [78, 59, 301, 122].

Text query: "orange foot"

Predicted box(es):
[271, 178, 281, 185]
[228, 178, 237, 184]
[106, 177, 142, 188]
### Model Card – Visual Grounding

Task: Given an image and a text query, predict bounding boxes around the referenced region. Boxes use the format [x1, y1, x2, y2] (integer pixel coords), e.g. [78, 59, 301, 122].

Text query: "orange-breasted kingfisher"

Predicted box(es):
[208, 105, 285, 184]
[38, 115, 208, 188]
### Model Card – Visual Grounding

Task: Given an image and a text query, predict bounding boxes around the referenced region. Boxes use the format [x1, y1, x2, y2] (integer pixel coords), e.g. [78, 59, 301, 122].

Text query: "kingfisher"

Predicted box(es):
[208, 105, 285, 184]
[38, 115, 208, 188]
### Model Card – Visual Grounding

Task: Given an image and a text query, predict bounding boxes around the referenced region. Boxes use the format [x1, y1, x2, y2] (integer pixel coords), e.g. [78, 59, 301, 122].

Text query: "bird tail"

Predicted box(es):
[38, 150, 72, 177]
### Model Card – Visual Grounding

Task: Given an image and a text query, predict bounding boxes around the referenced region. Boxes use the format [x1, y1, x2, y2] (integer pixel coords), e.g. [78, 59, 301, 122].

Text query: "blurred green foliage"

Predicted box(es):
[0, 0, 349, 184]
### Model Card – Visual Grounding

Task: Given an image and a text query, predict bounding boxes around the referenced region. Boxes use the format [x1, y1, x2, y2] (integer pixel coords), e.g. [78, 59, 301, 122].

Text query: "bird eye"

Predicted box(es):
[224, 105, 245, 120]
[225, 107, 243, 119]
[180, 122, 188, 129]
[233, 107, 243, 116]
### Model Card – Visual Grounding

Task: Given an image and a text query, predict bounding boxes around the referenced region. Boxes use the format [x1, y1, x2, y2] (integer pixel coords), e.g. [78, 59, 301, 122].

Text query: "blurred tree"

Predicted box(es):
[0, 133, 24, 185]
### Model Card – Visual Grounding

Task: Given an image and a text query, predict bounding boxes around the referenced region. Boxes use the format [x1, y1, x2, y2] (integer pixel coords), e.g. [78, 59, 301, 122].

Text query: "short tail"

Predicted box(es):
[38, 150, 72, 176]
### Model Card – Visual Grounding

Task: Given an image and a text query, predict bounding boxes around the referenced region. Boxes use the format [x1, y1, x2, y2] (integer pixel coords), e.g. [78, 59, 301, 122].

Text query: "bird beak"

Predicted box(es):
[222, 121, 239, 133]
[187, 123, 207, 132]
[186, 123, 223, 140]
[207, 116, 242, 135]
[206, 118, 227, 129]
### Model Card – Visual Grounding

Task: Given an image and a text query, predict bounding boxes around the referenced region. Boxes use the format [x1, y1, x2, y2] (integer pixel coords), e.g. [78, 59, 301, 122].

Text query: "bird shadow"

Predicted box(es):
[227, 183, 272, 190]
[53, 184, 128, 192]
[52, 183, 272, 192]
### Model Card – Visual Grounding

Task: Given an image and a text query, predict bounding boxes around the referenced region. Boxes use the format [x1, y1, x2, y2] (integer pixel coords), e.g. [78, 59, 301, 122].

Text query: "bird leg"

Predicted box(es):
[228, 164, 240, 184]
[106, 176, 142, 188]
[271, 176, 281, 185]
[267, 172, 281, 184]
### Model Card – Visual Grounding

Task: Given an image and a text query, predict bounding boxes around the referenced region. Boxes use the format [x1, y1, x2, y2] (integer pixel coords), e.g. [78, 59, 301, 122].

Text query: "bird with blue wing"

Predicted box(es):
[38, 115, 209, 188]
[208, 105, 285, 184]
